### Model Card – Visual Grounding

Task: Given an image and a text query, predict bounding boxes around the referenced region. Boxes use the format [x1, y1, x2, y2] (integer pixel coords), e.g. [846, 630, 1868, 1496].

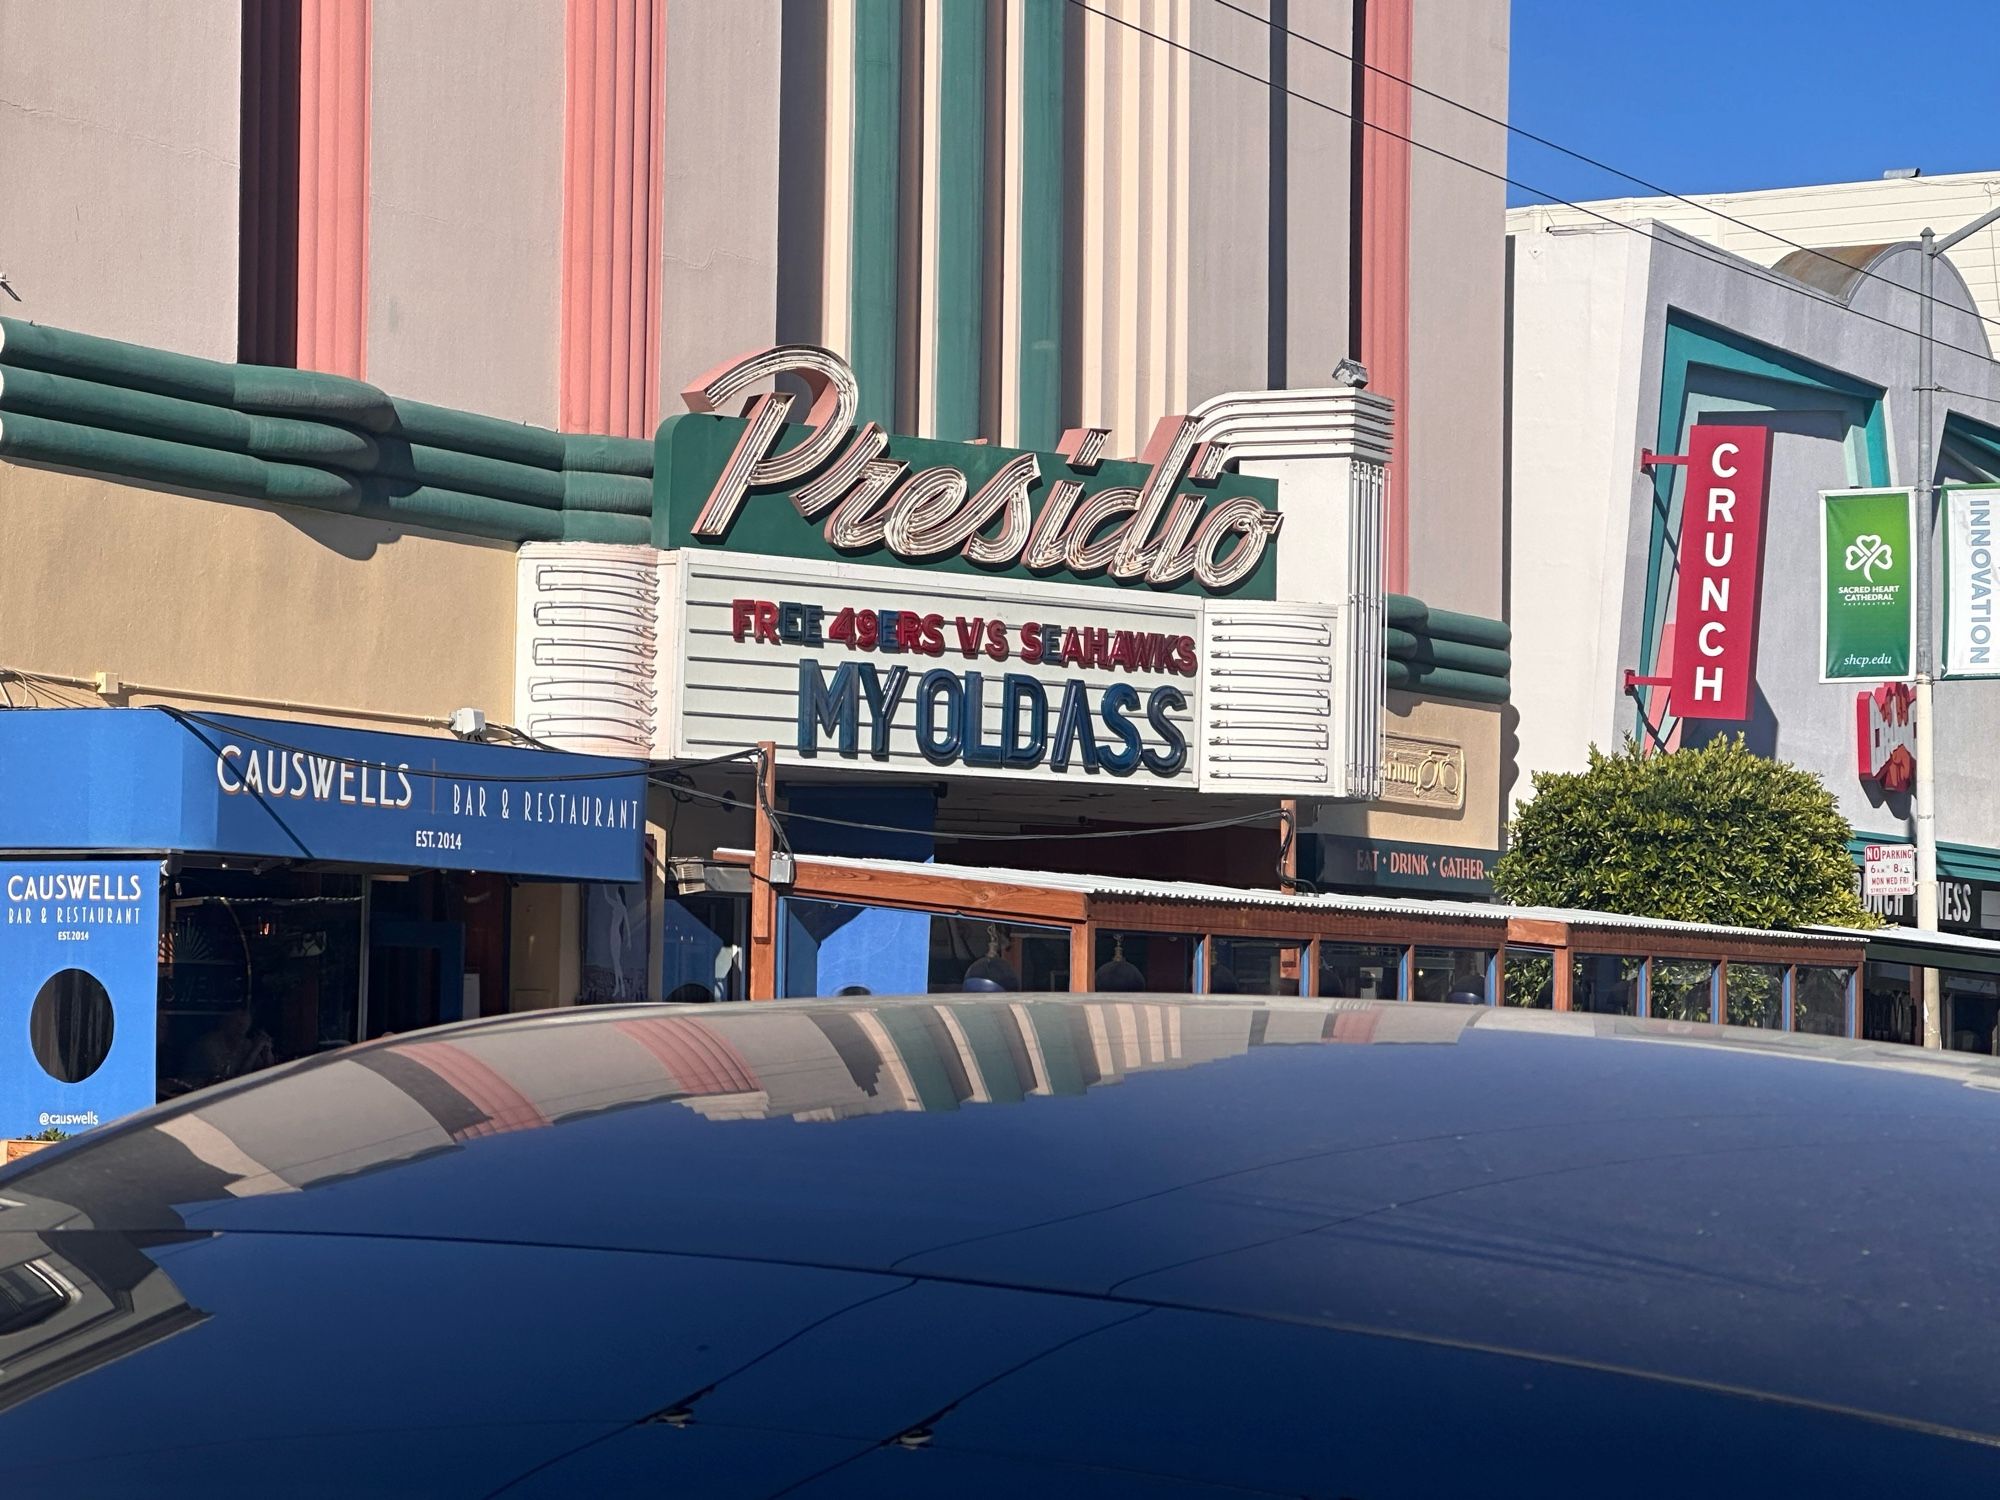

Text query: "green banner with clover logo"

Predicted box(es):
[1820, 488, 1914, 681]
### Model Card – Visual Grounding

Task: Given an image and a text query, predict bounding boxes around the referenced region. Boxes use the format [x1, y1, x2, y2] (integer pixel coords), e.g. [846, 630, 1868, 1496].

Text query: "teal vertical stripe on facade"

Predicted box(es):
[931, 3, 987, 441]
[851, 0, 904, 429]
[1016, 0, 1065, 450]
[1638, 313, 1889, 736]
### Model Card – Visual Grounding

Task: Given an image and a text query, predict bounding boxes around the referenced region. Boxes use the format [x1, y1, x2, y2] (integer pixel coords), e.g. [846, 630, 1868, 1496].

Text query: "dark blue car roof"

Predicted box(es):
[5, 995, 2000, 1496]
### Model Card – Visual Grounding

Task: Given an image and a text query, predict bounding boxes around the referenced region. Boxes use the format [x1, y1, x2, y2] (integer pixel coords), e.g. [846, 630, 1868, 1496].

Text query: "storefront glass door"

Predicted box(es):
[158, 871, 364, 1099]
[366, 918, 466, 1040]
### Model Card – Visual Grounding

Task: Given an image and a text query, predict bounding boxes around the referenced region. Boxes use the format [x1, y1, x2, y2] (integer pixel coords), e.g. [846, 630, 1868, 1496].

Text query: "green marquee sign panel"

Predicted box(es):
[654, 395, 1281, 601]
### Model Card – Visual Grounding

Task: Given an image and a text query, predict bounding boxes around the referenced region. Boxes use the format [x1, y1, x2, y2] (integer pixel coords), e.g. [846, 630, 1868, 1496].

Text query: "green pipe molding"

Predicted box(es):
[0, 317, 397, 432]
[0, 318, 655, 545]
[560, 431, 654, 478]
[0, 412, 364, 508]
[382, 442, 572, 510]
[1386, 659, 1510, 703]
[1384, 629, 1512, 678]
[1385, 594, 1430, 629]
[1386, 592, 1511, 649]
[0, 366, 381, 467]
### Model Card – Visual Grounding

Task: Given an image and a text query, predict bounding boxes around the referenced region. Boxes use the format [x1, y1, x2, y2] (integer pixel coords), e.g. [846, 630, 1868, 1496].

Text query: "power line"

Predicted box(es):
[1064, 0, 2000, 371]
[2, 692, 1297, 853]
[1934, 384, 2000, 408]
[771, 802, 1284, 842]
[1206, 0, 2000, 341]
[155, 706, 684, 787]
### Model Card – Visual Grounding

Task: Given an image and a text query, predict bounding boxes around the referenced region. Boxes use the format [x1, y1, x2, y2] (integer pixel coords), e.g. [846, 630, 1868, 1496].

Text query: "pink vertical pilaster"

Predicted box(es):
[1361, 0, 1412, 592]
[561, 0, 665, 438]
[295, 0, 371, 379]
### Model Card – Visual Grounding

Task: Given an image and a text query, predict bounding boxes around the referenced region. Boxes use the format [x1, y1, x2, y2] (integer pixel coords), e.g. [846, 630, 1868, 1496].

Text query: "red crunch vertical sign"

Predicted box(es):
[1670, 425, 1772, 722]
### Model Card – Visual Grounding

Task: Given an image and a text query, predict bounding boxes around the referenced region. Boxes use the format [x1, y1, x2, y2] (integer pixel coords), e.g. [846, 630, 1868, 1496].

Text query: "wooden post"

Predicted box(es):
[749, 741, 777, 1001]
[1552, 934, 1574, 1012]
[1281, 799, 1299, 885]
[1070, 922, 1095, 994]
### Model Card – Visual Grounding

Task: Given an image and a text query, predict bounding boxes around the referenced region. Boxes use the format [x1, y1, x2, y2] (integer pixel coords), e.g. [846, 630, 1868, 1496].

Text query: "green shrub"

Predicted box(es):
[1495, 736, 1877, 930]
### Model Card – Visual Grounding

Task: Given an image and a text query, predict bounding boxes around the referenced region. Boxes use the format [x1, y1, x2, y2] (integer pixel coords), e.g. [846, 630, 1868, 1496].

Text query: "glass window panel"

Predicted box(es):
[1093, 931, 1196, 993]
[1319, 943, 1404, 1001]
[933, 916, 1070, 994]
[661, 893, 746, 1003]
[1945, 972, 2000, 1055]
[1208, 939, 1305, 996]
[1793, 966, 1853, 1037]
[1503, 949, 1555, 1008]
[1724, 962, 1784, 1029]
[1572, 954, 1643, 1016]
[1650, 959, 1716, 1023]
[158, 871, 364, 1100]
[1861, 961, 1917, 1045]
[1413, 948, 1493, 1004]
[780, 899, 1067, 998]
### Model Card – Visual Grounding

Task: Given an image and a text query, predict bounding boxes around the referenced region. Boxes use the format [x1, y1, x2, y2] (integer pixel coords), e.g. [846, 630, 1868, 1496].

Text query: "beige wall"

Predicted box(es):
[659, 0, 783, 394]
[367, 0, 564, 425]
[1404, 0, 1509, 617]
[0, 0, 241, 360]
[1317, 692, 1504, 852]
[509, 881, 578, 1011]
[0, 465, 518, 728]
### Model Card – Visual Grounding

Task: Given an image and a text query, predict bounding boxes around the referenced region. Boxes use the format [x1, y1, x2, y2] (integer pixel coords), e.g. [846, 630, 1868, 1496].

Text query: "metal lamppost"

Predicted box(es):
[1913, 204, 2000, 1048]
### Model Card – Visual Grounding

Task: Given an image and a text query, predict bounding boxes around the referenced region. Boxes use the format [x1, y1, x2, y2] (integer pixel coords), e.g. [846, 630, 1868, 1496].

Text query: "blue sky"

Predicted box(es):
[1507, 0, 1999, 208]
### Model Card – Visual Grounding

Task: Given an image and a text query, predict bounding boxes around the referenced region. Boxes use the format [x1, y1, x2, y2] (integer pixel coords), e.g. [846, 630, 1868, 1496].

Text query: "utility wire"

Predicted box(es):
[1206, 0, 2000, 342]
[770, 802, 1284, 842]
[1065, 0, 2000, 371]
[7, 694, 1286, 852]
[2, 690, 1288, 850]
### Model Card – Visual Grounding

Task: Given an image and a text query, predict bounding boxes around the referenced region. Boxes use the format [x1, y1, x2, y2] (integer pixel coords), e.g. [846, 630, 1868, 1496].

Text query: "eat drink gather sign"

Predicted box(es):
[1671, 425, 1772, 723]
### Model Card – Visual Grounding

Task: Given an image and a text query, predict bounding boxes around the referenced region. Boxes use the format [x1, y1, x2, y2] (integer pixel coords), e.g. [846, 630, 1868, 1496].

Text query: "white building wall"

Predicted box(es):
[1508, 217, 2000, 848]
[1508, 170, 2000, 352]
[1504, 226, 1649, 793]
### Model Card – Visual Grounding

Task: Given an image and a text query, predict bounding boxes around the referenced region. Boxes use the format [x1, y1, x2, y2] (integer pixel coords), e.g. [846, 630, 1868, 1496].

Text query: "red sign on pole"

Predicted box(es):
[1856, 682, 1917, 791]
[1669, 425, 1772, 722]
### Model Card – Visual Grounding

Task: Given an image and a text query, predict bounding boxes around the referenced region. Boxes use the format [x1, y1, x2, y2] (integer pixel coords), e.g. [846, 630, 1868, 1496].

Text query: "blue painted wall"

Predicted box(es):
[780, 785, 935, 997]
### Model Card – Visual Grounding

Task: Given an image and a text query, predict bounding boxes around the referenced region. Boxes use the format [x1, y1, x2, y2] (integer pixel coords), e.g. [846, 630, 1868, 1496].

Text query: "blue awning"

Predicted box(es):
[0, 708, 647, 883]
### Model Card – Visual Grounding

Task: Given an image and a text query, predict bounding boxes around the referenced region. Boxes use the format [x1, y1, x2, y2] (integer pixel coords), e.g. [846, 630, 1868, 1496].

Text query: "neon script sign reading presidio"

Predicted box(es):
[655, 346, 1282, 597]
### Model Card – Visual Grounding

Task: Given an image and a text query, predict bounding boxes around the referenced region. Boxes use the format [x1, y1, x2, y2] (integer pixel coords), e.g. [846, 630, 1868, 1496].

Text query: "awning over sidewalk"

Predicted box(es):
[0, 707, 648, 881]
[1804, 924, 2000, 977]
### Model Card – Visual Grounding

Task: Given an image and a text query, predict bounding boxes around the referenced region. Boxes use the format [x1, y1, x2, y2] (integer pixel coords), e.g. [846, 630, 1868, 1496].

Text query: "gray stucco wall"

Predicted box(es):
[1280, 0, 1354, 391]
[658, 0, 783, 394]
[0, 0, 241, 360]
[1404, 0, 1509, 617]
[367, 0, 565, 425]
[1185, 0, 1272, 405]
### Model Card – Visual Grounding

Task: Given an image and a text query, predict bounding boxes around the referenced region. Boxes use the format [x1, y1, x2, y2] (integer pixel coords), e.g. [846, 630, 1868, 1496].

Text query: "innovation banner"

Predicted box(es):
[1946, 484, 2000, 678]
[1820, 489, 1914, 682]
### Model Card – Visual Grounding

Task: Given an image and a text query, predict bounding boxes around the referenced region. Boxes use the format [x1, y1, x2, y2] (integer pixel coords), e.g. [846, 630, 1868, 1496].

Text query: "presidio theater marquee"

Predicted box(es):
[519, 343, 1385, 801]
